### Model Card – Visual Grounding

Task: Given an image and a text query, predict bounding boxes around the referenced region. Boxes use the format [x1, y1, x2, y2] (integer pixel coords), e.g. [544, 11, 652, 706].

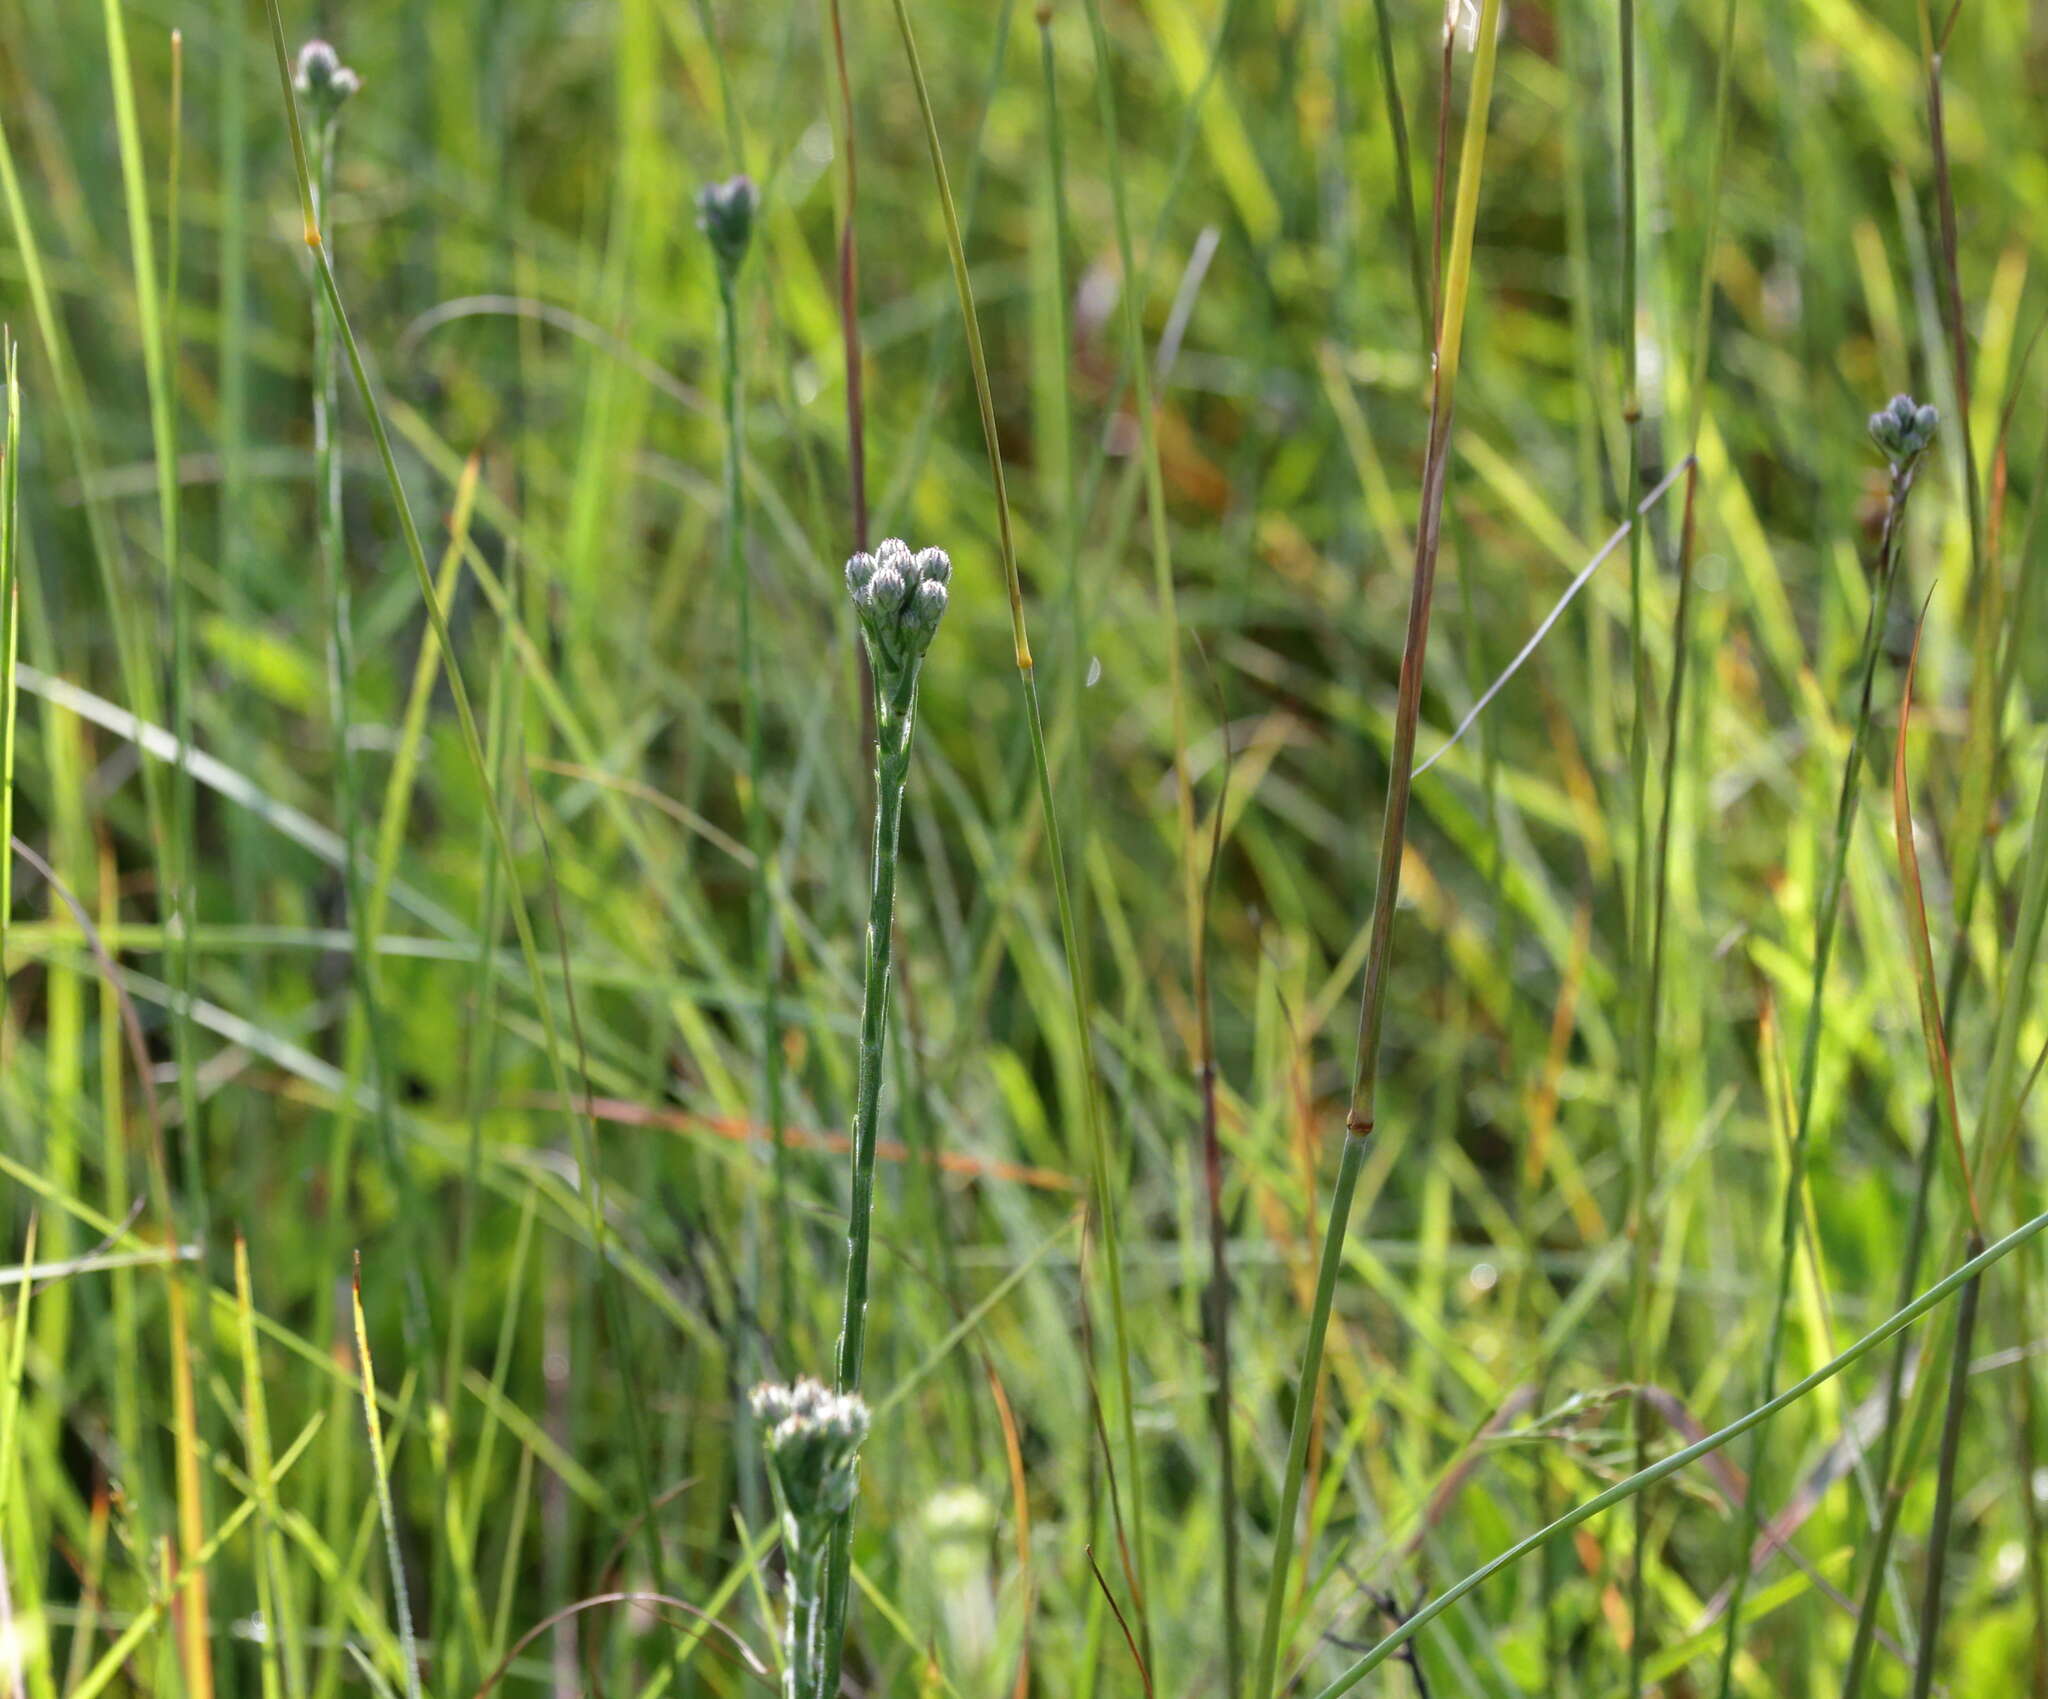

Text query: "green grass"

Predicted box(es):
[6, 0, 2048, 1694]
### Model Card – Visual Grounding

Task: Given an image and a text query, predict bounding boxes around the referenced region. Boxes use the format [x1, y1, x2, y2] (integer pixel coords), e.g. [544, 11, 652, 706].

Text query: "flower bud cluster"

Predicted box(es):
[1868, 393, 1939, 466]
[752, 1378, 870, 1545]
[697, 175, 759, 277]
[845, 539, 951, 684]
[294, 40, 360, 123]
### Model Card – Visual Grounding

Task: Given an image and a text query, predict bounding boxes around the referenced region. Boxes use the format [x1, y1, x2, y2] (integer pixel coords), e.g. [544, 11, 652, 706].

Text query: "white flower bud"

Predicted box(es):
[868, 566, 909, 613]
[908, 578, 948, 633]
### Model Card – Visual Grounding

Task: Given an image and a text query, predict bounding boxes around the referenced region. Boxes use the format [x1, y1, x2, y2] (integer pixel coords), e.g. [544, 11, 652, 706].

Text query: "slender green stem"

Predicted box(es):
[1251, 7, 1505, 1691]
[718, 260, 791, 1347]
[1367, 0, 1429, 348]
[310, 86, 434, 1371]
[1714, 457, 1920, 1696]
[817, 662, 921, 1699]
[1310, 1207, 2048, 1696]
[1, 339, 16, 983]
[165, 29, 201, 1253]
[351, 1260, 423, 1699]
[1908, 1241, 1983, 1699]
[1615, 0, 1662, 1676]
[1626, 0, 1738, 1679]
[1075, 0, 1205, 1664]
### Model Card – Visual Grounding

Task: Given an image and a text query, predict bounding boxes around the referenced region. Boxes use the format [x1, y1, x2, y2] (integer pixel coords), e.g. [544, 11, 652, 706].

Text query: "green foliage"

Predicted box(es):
[3, 0, 2047, 1695]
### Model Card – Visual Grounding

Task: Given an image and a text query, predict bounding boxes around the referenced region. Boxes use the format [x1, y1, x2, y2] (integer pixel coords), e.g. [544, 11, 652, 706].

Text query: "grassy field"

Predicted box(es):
[5, 0, 2048, 1692]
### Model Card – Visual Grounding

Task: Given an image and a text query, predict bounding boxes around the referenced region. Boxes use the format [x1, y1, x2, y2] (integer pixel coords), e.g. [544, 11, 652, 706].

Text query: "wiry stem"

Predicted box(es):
[1716, 447, 1924, 1696]
[1908, 1237, 1983, 1699]
[715, 244, 790, 1347]
[1250, 5, 1506, 1691]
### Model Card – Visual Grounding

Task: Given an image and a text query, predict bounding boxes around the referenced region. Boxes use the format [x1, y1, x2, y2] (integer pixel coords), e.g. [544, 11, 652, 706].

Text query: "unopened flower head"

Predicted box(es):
[1868, 392, 1939, 466]
[294, 40, 360, 120]
[751, 1378, 870, 1531]
[1445, 0, 1481, 50]
[846, 539, 951, 676]
[697, 175, 759, 275]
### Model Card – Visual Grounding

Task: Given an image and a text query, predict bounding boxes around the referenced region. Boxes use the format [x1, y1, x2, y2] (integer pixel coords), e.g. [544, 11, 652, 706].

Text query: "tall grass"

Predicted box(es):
[5, 0, 2048, 1695]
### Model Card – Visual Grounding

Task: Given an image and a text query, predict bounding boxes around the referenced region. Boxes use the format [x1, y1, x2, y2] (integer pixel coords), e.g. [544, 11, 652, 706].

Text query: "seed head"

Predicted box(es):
[697, 175, 759, 275]
[294, 40, 360, 121]
[1868, 392, 1939, 466]
[751, 1379, 870, 1532]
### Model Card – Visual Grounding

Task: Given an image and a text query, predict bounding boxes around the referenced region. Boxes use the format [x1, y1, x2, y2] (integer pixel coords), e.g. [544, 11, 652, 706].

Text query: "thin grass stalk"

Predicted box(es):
[1074, 0, 1212, 1666]
[434, 493, 509, 1699]
[1, 337, 16, 983]
[219, 0, 250, 604]
[164, 30, 201, 1251]
[301, 47, 435, 1370]
[1250, 5, 1505, 1692]
[97, 14, 217, 1689]
[1367, 0, 1429, 347]
[1839, 1111, 1956, 1697]
[826, 0, 866, 556]
[233, 1237, 307, 1699]
[351, 1258, 423, 1699]
[95, 0, 195, 1222]
[258, 0, 671, 1604]
[873, 0, 1150, 1683]
[1888, 611, 1985, 1699]
[1618, 0, 1739, 1679]
[2017, 1272, 2048, 1692]
[1614, 0, 1664, 1677]
[1714, 430, 1928, 1697]
[1034, 6, 1088, 947]
[1908, 1238, 1983, 1699]
[1310, 1209, 2048, 1695]
[712, 210, 792, 1347]
[1195, 720, 1241, 1699]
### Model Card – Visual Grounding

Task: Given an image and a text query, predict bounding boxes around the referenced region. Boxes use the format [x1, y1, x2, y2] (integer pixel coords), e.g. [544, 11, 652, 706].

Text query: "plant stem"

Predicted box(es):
[1250, 4, 1505, 1690]
[1908, 1240, 1983, 1699]
[718, 260, 791, 1347]
[1616, 0, 1662, 1673]
[817, 659, 922, 1698]
[1366, 0, 1429, 348]
[1714, 456, 1920, 1697]
[1, 341, 16, 988]
[310, 89, 434, 1372]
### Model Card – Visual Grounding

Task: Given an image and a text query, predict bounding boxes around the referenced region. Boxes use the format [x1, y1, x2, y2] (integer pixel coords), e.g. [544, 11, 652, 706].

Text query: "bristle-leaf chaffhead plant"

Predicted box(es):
[1712, 391, 1938, 1695]
[808, 536, 950, 1697]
